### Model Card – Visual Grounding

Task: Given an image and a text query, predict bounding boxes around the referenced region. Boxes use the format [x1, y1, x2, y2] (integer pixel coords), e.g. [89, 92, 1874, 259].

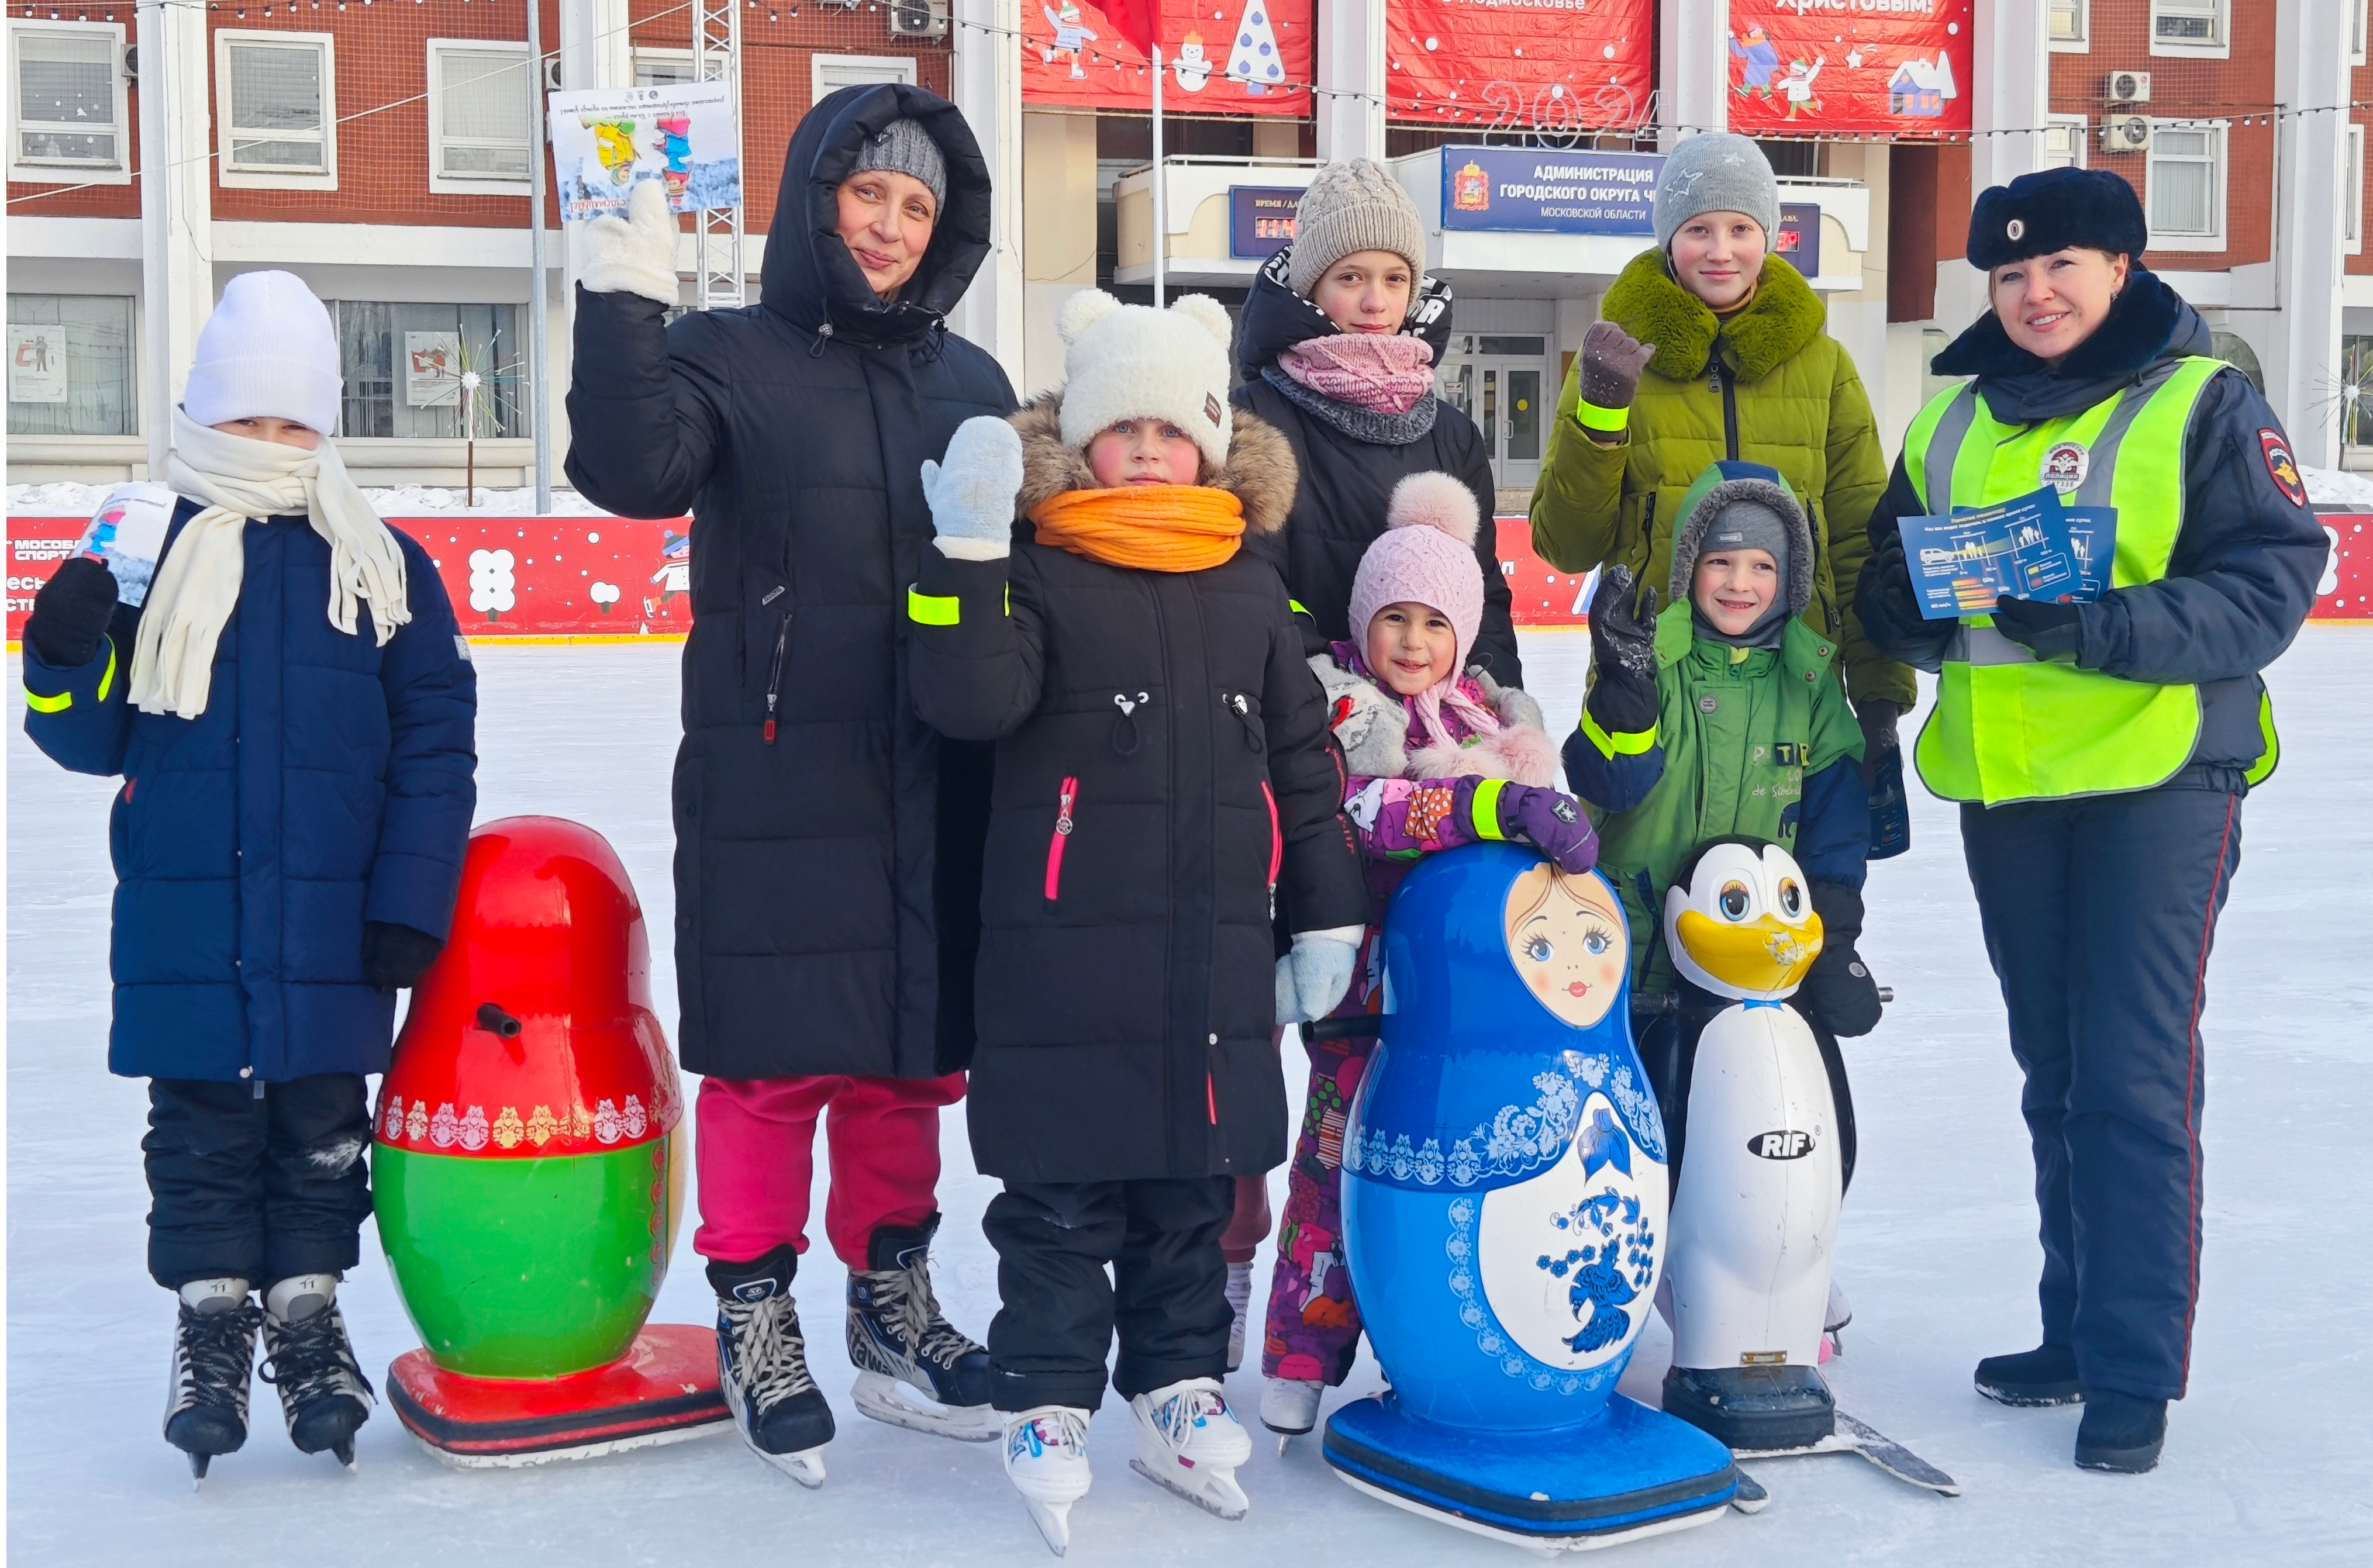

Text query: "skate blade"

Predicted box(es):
[851, 1371, 999, 1442]
[1732, 1412, 1961, 1497]
[1020, 1496, 1073, 1557]
[1729, 1470, 1770, 1513]
[1129, 1456, 1249, 1521]
[747, 1440, 827, 1489]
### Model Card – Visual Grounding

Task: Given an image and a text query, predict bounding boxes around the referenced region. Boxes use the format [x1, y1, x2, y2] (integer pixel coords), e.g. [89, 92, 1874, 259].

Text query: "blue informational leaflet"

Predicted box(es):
[1896, 486, 2119, 620]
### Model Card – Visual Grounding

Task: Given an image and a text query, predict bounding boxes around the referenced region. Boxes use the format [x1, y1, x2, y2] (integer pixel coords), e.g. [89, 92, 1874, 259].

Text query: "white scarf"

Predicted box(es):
[133, 410, 411, 718]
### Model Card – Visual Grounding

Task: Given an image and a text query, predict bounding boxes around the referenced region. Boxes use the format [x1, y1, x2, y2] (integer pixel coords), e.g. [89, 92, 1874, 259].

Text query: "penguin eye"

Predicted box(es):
[1524, 936, 1554, 962]
[1717, 880, 1753, 921]
[1778, 879, 1803, 918]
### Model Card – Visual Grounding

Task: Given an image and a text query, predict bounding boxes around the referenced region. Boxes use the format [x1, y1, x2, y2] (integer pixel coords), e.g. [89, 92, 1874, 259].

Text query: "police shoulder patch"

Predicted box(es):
[2258, 429, 2307, 507]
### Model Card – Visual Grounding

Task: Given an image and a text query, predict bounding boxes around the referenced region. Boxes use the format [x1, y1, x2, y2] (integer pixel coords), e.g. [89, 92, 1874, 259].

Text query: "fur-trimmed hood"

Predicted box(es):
[1309, 645, 1555, 787]
[1928, 265, 2209, 422]
[1665, 460, 1815, 620]
[1009, 388, 1299, 536]
[1602, 248, 1826, 383]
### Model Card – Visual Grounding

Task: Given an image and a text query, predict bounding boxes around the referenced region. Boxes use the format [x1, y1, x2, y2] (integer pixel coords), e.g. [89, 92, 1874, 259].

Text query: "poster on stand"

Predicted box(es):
[1022, 1, 1314, 116]
[548, 82, 741, 222]
[1384, 0, 1654, 135]
[1723, 0, 1972, 137]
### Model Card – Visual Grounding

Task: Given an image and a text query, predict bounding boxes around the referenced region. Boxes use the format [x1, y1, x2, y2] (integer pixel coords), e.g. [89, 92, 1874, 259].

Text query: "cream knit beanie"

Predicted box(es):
[1287, 159, 1427, 298]
[1054, 289, 1236, 469]
[181, 270, 343, 434]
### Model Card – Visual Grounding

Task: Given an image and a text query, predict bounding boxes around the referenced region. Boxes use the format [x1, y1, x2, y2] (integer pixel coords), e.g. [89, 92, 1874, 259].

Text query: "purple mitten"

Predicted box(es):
[1501, 786, 1599, 873]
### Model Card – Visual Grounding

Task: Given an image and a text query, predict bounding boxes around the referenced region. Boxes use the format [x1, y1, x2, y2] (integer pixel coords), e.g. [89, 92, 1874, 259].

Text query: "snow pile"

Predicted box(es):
[9, 482, 620, 519]
[2302, 465, 2373, 507]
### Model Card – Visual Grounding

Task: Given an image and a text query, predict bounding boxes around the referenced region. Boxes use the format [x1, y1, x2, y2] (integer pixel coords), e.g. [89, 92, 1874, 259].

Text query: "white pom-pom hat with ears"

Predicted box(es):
[1348, 470, 1488, 674]
[1054, 288, 1239, 469]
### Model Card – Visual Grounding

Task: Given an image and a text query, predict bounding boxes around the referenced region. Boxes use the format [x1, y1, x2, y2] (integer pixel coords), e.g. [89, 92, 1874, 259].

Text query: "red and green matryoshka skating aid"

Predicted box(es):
[374, 815, 730, 1466]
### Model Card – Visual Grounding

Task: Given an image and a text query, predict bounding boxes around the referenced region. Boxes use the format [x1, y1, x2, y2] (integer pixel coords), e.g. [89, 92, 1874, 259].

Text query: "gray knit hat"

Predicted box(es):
[1653, 133, 1780, 252]
[1288, 158, 1427, 298]
[849, 118, 947, 210]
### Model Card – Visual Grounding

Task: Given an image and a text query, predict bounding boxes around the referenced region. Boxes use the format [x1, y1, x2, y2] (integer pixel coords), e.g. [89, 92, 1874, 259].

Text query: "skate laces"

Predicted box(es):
[258, 1307, 374, 1407]
[1146, 1383, 1232, 1447]
[723, 1289, 818, 1406]
[865, 1259, 982, 1368]
[1010, 1408, 1090, 1463]
[174, 1301, 261, 1408]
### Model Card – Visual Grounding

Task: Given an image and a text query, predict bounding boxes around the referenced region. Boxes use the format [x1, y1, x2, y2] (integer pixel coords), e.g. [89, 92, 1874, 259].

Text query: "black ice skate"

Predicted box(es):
[164, 1277, 261, 1484]
[712, 1245, 835, 1487]
[846, 1214, 996, 1441]
[257, 1274, 375, 1470]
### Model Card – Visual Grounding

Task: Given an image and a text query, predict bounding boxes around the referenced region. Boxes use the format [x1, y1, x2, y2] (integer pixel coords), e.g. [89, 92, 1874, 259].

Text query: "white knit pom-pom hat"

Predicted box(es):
[1054, 288, 1237, 469]
[1348, 471, 1485, 669]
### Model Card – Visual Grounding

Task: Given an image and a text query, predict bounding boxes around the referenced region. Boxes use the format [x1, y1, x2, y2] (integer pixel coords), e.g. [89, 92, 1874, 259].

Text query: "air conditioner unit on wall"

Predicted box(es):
[2106, 70, 2151, 103]
[2101, 114, 2152, 154]
[888, 0, 950, 38]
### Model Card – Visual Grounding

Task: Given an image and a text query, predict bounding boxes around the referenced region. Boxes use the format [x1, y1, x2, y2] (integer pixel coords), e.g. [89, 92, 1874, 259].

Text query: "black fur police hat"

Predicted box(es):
[1967, 167, 2148, 271]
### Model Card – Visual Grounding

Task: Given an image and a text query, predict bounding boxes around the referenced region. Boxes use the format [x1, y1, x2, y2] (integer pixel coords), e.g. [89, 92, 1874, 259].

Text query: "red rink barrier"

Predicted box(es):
[9, 509, 2369, 645]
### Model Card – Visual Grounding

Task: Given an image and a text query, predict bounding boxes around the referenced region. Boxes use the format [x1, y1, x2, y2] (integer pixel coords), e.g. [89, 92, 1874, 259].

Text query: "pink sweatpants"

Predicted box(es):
[693, 1072, 966, 1268]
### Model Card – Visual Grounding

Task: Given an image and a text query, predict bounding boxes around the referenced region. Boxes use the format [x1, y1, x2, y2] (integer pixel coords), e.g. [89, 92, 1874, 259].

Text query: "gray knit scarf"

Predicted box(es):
[1260, 362, 1439, 444]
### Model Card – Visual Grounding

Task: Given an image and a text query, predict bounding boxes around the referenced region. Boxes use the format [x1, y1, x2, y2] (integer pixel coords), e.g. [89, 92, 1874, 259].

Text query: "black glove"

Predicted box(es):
[26, 558, 119, 669]
[1855, 534, 1926, 645]
[363, 922, 444, 990]
[1991, 596, 2083, 663]
[1798, 881, 1883, 1038]
[1585, 564, 1660, 736]
[1854, 698, 1901, 789]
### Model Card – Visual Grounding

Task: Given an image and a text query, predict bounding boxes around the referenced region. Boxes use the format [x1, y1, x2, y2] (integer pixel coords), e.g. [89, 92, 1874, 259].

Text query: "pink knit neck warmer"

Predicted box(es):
[1277, 333, 1438, 415]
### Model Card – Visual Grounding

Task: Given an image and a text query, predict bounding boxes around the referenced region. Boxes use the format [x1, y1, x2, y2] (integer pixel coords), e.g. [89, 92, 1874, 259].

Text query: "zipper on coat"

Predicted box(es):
[1716, 363, 1740, 461]
[1223, 692, 1263, 752]
[1206, 1071, 1218, 1126]
[1043, 775, 1078, 901]
[761, 587, 792, 745]
[1260, 779, 1283, 919]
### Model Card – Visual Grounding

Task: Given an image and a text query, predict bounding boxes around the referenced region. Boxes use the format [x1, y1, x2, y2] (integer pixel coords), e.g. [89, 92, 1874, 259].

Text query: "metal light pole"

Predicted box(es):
[1150, 44, 1165, 307]
[526, 0, 553, 510]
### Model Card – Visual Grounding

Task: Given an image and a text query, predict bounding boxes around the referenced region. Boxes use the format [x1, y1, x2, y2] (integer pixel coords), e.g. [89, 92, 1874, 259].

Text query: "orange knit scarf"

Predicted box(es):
[1026, 485, 1244, 573]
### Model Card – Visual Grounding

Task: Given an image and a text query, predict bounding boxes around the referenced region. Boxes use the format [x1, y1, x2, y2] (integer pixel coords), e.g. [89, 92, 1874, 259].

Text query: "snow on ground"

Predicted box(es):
[10, 630, 2372, 1566]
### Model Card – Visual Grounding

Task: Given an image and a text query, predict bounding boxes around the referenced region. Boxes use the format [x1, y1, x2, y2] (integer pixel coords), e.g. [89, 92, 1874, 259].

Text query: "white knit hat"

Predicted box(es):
[182, 270, 342, 433]
[1054, 289, 1236, 469]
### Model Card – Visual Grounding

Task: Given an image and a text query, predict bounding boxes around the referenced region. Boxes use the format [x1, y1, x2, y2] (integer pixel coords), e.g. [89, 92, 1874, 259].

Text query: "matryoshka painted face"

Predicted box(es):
[1502, 864, 1628, 1028]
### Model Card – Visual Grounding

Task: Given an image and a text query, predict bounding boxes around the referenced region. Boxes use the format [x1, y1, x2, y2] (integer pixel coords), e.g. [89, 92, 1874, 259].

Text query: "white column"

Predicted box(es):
[557, 0, 630, 91]
[137, 0, 215, 474]
[1657, 0, 1728, 148]
[2269, 0, 2351, 467]
[1950, 0, 2051, 326]
[1315, 0, 1384, 163]
[950, 0, 1025, 387]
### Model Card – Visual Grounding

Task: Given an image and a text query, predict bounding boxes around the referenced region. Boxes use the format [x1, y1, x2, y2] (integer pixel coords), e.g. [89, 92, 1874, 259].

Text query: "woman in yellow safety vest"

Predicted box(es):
[1855, 167, 2325, 1476]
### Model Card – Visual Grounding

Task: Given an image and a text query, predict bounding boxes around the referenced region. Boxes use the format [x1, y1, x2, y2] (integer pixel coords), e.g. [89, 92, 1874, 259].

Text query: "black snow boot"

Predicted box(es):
[1663, 1363, 1836, 1452]
[258, 1274, 375, 1467]
[709, 1244, 835, 1486]
[2074, 1390, 2168, 1474]
[1974, 1343, 2084, 1407]
[164, 1277, 261, 1481]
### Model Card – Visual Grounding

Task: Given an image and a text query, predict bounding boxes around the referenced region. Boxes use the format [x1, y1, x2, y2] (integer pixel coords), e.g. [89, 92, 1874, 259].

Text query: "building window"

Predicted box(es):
[2048, 0, 2087, 49]
[633, 48, 696, 87]
[6, 293, 135, 437]
[331, 302, 525, 441]
[2348, 125, 2365, 256]
[2042, 115, 2089, 170]
[2146, 123, 2225, 250]
[811, 52, 918, 102]
[2354, 0, 2368, 65]
[216, 30, 337, 189]
[428, 41, 532, 194]
[2149, 0, 2228, 57]
[8, 20, 129, 184]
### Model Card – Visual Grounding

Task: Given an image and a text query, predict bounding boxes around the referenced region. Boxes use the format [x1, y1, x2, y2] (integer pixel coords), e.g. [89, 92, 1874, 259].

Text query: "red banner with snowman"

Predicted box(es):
[1020, 1, 1315, 115]
[1383, 1, 1655, 132]
[1723, 0, 1972, 137]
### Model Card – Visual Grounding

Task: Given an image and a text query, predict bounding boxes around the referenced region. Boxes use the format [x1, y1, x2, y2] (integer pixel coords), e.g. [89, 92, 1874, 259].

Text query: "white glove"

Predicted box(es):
[1275, 927, 1361, 1025]
[920, 416, 1025, 561]
[578, 178, 680, 305]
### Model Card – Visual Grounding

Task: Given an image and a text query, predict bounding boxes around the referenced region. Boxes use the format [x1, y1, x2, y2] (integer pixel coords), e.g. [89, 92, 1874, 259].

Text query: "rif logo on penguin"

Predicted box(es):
[1750, 1129, 1817, 1161]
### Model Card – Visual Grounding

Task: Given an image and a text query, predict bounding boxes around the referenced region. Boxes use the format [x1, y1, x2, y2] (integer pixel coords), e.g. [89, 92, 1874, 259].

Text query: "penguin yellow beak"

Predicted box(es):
[1672, 909, 1824, 995]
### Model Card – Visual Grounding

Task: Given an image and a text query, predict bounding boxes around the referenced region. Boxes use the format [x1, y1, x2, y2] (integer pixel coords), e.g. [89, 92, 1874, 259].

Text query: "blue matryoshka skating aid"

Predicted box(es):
[1323, 845, 1738, 1551]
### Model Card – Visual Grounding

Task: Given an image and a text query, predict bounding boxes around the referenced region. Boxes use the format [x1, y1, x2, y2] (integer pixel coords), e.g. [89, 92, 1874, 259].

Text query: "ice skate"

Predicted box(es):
[1260, 1374, 1320, 1454]
[846, 1217, 996, 1441]
[1127, 1377, 1251, 1520]
[164, 1277, 260, 1484]
[712, 1247, 834, 1487]
[1223, 1259, 1253, 1373]
[257, 1275, 375, 1470]
[1004, 1405, 1093, 1557]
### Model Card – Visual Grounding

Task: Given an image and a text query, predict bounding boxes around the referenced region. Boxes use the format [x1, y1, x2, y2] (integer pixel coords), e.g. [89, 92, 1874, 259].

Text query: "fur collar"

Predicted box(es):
[1010, 390, 1298, 536]
[1928, 267, 2205, 422]
[1601, 249, 1825, 382]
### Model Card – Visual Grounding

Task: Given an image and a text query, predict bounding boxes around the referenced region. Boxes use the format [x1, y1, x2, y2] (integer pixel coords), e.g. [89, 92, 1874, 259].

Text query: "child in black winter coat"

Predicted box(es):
[908, 288, 1367, 1550]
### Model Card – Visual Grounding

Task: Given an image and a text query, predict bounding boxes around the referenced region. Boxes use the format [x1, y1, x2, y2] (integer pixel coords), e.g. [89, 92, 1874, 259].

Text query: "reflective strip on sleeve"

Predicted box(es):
[907, 586, 960, 627]
[1574, 399, 1631, 434]
[95, 638, 117, 703]
[23, 686, 70, 713]
[1578, 707, 1657, 761]
[1288, 599, 1312, 618]
[1469, 776, 1509, 841]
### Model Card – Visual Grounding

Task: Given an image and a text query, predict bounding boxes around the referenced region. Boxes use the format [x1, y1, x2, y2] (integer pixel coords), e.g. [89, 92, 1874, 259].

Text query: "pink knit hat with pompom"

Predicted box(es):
[1348, 471, 1485, 675]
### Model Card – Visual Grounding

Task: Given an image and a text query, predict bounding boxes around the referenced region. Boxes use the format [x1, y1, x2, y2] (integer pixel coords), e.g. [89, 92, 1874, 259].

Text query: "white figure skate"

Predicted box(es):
[1127, 1377, 1251, 1520]
[1005, 1404, 1094, 1557]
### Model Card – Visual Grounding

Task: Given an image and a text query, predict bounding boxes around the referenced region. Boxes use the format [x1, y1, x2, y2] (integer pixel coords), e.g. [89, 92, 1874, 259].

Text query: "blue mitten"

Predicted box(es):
[920, 415, 1024, 560]
[1275, 929, 1360, 1025]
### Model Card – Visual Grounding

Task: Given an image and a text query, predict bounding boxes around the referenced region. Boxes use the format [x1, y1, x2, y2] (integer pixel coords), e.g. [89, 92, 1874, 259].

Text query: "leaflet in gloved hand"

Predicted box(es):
[73, 481, 177, 608]
[1896, 485, 2116, 620]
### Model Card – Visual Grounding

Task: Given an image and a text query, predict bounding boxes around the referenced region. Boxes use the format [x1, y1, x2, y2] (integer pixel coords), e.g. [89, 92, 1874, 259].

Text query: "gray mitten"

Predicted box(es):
[1470, 666, 1546, 734]
[1309, 652, 1409, 778]
[920, 416, 1025, 561]
[1275, 929, 1360, 1025]
[578, 178, 681, 305]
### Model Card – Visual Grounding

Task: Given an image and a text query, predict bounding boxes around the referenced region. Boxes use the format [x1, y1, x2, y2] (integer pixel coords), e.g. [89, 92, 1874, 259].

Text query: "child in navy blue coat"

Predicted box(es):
[20, 271, 478, 1478]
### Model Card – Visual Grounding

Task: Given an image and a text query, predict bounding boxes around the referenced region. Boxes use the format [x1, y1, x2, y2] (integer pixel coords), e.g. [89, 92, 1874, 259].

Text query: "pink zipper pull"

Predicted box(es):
[1044, 776, 1078, 901]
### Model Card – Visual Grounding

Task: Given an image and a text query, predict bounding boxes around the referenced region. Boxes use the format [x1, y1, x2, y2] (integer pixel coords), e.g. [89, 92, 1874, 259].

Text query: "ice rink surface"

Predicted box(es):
[10, 628, 2371, 1566]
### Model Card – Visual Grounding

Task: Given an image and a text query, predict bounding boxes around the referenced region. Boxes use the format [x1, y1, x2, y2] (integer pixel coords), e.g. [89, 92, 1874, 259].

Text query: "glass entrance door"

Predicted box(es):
[1434, 336, 1547, 491]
